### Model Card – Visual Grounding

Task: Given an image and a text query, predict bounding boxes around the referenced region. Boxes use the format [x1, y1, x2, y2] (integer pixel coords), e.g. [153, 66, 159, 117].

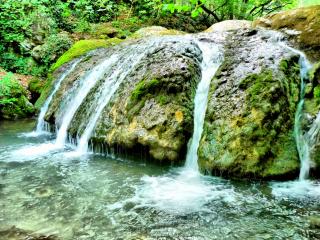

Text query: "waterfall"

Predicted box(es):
[283, 45, 313, 180]
[185, 41, 223, 172]
[35, 59, 81, 133]
[75, 44, 152, 154]
[54, 55, 119, 147]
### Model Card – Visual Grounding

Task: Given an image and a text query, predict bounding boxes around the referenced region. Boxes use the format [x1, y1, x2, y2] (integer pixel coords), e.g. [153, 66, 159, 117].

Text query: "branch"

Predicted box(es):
[249, 0, 272, 15]
[198, 1, 221, 22]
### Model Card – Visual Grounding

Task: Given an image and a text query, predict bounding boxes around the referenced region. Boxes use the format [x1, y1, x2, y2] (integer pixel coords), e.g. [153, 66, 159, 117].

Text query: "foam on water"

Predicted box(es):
[271, 180, 320, 199]
[11, 142, 60, 160]
[126, 38, 226, 214]
[130, 168, 236, 214]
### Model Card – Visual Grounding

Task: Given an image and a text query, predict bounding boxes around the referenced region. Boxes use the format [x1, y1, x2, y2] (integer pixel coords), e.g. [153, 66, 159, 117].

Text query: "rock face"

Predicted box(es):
[45, 37, 202, 162]
[42, 26, 304, 178]
[198, 29, 301, 179]
[205, 20, 252, 32]
[253, 5, 320, 62]
[94, 40, 200, 161]
[0, 71, 35, 119]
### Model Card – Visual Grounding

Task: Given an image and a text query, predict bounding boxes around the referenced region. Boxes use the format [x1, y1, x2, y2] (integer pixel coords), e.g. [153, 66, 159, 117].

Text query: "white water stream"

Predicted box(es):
[279, 43, 313, 180]
[75, 43, 154, 154]
[36, 59, 82, 134]
[185, 41, 223, 172]
[54, 55, 119, 148]
[289, 48, 313, 180]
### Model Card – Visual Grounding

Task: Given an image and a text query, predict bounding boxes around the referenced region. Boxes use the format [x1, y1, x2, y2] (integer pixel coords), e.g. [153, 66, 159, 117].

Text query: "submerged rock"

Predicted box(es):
[253, 5, 320, 62]
[199, 29, 301, 179]
[0, 226, 58, 240]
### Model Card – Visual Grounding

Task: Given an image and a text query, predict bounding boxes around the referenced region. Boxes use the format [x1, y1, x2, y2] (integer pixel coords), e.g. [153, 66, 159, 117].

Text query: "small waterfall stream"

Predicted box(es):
[54, 55, 119, 147]
[287, 47, 313, 180]
[35, 59, 81, 134]
[295, 55, 313, 180]
[75, 42, 155, 154]
[185, 41, 223, 172]
[278, 43, 313, 180]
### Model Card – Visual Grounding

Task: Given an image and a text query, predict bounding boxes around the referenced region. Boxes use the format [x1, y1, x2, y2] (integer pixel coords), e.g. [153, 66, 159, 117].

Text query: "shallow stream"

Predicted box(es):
[1, 120, 320, 239]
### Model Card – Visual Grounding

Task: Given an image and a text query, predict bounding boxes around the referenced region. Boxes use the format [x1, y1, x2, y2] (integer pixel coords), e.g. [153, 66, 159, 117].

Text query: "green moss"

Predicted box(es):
[314, 85, 320, 98]
[156, 95, 170, 106]
[28, 78, 45, 94]
[199, 59, 301, 179]
[34, 73, 54, 110]
[50, 38, 123, 72]
[0, 72, 34, 119]
[130, 78, 160, 101]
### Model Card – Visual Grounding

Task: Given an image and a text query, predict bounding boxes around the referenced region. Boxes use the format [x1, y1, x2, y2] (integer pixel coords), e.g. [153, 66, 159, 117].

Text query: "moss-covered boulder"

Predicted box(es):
[44, 37, 201, 162]
[253, 5, 320, 62]
[50, 38, 123, 72]
[198, 29, 301, 179]
[0, 72, 35, 119]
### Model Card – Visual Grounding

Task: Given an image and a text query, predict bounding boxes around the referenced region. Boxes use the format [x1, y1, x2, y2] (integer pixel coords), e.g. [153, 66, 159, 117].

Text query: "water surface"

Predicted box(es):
[0, 120, 320, 239]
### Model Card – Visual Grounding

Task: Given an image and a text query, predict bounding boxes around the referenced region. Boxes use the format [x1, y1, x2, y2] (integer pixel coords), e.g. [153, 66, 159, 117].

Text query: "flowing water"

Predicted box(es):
[36, 59, 82, 134]
[1, 120, 320, 240]
[290, 48, 313, 180]
[2, 36, 320, 239]
[75, 41, 156, 154]
[55, 55, 119, 148]
[185, 41, 223, 172]
[278, 42, 313, 180]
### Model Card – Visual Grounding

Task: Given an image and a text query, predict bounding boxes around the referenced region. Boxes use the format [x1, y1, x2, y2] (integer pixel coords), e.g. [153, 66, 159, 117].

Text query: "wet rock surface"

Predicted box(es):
[0, 226, 58, 240]
[253, 5, 320, 62]
[43, 28, 306, 178]
[199, 29, 301, 179]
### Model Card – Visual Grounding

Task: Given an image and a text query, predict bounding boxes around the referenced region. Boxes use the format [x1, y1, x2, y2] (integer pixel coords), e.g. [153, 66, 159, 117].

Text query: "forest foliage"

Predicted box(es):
[0, 0, 316, 77]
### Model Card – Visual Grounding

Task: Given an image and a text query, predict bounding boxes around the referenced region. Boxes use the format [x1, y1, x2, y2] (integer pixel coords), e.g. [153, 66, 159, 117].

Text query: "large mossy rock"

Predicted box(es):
[44, 37, 202, 162]
[253, 5, 320, 62]
[198, 29, 301, 179]
[0, 71, 35, 119]
[43, 28, 303, 178]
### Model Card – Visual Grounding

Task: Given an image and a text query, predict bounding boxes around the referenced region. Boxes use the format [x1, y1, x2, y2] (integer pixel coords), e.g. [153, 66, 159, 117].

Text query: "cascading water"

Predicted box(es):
[54, 55, 119, 148]
[277, 42, 313, 180]
[284, 46, 313, 180]
[295, 55, 313, 180]
[26, 59, 81, 136]
[75, 43, 155, 154]
[185, 40, 223, 172]
[130, 38, 227, 214]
